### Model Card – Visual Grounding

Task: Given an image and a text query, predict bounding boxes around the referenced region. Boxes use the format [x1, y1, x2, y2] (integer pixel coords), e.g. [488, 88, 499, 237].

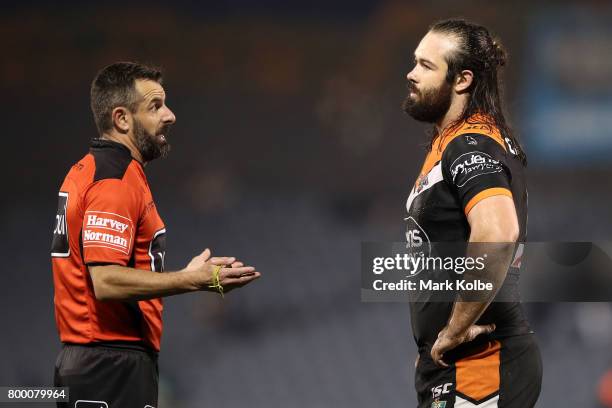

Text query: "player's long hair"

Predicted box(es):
[430, 19, 527, 164]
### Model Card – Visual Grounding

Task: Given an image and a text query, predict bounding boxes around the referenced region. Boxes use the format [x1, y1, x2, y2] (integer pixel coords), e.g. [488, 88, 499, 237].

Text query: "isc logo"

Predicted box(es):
[406, 229, 423, 247]
[431, 382, 452, 398]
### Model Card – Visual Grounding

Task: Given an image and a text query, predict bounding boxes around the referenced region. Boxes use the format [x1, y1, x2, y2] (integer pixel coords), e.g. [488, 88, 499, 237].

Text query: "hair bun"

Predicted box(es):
[492, 40, 506, 67]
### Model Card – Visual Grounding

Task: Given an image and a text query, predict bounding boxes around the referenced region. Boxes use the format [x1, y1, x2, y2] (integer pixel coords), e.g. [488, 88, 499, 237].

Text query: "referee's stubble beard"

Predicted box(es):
[132, 116, 172, 162]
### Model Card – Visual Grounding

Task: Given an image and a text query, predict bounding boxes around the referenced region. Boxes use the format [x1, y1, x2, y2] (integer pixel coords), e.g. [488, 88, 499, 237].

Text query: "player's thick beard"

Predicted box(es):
[402, 80, 453, 124]
[133, 119, 171, 162]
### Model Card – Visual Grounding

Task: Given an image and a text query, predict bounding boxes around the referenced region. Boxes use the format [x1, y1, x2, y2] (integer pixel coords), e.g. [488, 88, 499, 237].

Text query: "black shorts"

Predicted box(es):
[54, 343, 158, 408]
[415, 334, 542, 408]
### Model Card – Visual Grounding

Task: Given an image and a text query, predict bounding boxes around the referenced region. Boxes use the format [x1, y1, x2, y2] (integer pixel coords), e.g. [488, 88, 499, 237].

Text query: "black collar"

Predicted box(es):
[90, 138, 142, 166]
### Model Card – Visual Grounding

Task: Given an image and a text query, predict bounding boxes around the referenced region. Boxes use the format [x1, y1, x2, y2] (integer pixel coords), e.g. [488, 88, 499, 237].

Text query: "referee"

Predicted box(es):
[402, 20, 542, 407]
[50, 62, 261, 407]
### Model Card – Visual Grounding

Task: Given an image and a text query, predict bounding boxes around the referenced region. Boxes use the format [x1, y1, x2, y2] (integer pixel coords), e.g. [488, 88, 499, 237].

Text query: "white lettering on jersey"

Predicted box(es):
[450, 151, 503, 187]
[83, 211, 133, 255]
[86, 214, 130, 233]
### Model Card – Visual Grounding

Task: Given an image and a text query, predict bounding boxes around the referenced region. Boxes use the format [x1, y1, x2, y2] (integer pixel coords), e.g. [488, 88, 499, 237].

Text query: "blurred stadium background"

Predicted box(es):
[1, 0, 612, 406]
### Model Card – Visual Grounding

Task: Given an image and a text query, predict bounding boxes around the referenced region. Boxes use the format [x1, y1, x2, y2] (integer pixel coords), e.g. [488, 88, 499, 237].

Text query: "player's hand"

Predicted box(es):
[430, 324, 496, 367]
[185, 249, 261, 292]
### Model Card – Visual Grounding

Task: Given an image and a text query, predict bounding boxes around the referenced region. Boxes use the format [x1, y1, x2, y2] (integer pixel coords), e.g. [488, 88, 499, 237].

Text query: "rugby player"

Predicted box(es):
[402, 20, 541, 407]
[51, 62, 261, 407]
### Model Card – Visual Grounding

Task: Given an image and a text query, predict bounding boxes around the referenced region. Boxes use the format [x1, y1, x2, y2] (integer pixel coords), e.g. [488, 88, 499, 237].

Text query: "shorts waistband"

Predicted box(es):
[62, 341, 158, 359]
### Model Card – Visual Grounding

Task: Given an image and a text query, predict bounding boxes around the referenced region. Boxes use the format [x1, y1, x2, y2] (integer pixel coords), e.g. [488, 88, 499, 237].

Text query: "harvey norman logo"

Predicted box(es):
[83, 211, 133, 254]
[86, 214, 129, 233]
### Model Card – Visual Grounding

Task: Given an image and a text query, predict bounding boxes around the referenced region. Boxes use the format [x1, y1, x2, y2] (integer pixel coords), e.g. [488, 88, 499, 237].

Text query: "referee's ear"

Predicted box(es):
[111, 106, 131, 134]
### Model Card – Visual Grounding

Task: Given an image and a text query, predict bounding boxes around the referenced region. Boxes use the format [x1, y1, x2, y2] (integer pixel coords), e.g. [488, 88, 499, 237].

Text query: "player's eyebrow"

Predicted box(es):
[415, 55, 437, 69]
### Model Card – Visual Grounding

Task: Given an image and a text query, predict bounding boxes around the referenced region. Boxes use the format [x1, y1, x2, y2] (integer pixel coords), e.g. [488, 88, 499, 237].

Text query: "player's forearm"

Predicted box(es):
[445, 302, 490, 337]
[446, 233, 516, 337]
[89, 265, 201, 301]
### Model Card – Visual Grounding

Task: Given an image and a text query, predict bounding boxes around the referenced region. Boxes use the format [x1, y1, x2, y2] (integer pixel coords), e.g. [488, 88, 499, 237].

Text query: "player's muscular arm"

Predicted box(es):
[89, 249, 260, 301]
[431, 195, 518, 367]
[447, 195, 518, 334]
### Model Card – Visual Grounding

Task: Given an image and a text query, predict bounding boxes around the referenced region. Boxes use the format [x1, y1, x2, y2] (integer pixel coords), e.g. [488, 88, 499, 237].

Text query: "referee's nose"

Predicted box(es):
[162, 105, 176, 125]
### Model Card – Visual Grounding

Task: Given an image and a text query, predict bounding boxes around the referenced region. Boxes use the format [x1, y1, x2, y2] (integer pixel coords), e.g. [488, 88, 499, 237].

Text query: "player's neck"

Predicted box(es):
[100, 131, 145, 165]
[435, 94, 468, 136]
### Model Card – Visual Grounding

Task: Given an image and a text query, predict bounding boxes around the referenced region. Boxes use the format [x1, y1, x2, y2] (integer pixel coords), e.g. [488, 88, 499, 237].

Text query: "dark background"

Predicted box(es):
[1, 0, 612, 406]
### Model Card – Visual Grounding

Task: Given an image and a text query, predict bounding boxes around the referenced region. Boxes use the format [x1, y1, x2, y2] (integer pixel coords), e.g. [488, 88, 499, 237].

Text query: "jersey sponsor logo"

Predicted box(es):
[51, 191, 70, 257]
[404, 216, 431, 275]
[465, 135, 478, 145]
[85, 214, 130, 233]
[431, 383, 452, 408]
[83, 230, 128, 247]
[82, 211, 133, 255]
[450, 151, 503, 187]
[406, 163, 444, 212]
[415, 173, 429, 194]
[432, 382, 453, 399]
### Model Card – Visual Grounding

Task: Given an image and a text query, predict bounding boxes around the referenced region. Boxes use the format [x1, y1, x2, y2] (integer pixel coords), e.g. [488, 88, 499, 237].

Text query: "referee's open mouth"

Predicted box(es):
[157, 125, 171, 144]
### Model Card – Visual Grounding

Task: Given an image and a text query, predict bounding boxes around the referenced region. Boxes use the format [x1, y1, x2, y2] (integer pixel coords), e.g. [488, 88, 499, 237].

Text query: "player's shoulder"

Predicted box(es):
[440, 116, 506, 155]
[437, 117, 513, 182]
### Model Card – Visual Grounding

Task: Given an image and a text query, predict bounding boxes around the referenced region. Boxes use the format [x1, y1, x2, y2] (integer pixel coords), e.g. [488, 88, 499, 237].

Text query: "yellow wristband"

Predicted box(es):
[208, 265, 224, 297]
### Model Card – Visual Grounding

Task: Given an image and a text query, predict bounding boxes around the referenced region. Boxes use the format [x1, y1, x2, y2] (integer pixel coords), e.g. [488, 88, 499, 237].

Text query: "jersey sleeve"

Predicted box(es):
[441, 133, 513, 215]
[81, 179, 141, 266]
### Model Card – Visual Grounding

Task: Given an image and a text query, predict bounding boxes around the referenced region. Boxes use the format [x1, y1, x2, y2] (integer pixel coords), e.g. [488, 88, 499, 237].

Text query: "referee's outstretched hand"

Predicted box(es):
[185, 248, 261, 293]
[430, 323, 496, 367]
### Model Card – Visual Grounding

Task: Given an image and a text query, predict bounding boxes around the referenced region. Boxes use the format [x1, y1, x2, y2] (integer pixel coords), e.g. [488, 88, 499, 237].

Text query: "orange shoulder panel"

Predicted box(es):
[439, 115, 506, 153]
[417, 115, 506, 177]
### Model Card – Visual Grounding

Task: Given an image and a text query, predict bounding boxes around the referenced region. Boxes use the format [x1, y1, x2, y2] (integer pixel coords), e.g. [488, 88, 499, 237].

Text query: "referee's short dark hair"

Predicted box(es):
[90, 62, 163, 135]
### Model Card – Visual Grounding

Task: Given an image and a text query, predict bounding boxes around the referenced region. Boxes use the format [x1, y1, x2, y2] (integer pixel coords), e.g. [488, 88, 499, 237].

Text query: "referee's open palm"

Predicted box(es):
[186, 248, 261, 292]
